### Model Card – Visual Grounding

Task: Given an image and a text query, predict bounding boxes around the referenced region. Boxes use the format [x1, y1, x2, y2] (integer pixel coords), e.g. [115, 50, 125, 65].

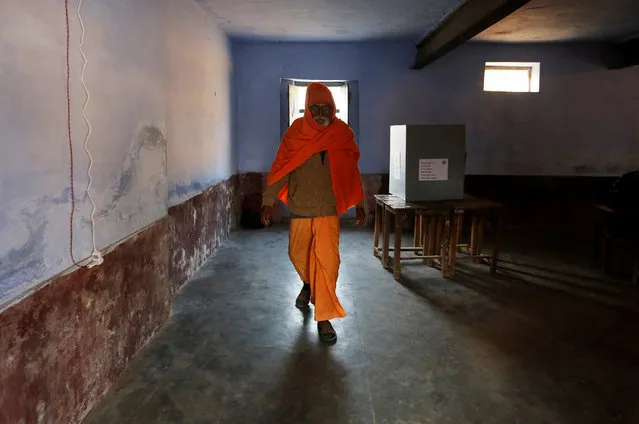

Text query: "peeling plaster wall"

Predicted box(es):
[0, 0, 168, 305]
[0, 218, 172, 424]
[1, 0, 235, 306]
[166, 0, 234, 206]
[169, 176, 237, 291]
[233, 41, 639, 176]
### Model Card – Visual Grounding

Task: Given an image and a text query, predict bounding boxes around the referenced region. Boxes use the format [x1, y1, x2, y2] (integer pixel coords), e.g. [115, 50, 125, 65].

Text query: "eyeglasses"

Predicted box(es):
[309, 105, 333, 116]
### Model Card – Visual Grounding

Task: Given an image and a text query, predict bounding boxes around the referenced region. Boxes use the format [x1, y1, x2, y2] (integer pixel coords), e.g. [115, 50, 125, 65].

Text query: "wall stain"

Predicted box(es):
[0, 182, 100, 298]
[0, 212, 47, 292]
[99, 124, 167, 218]
[168, 181, 206, 204]
[40, 187, 73, 206]
[2, 125, 167, 298]
[111, 124, 167, 204]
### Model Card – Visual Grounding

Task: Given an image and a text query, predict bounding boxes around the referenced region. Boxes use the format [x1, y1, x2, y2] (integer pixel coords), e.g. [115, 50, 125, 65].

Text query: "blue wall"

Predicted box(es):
[0, 0, 233, 306]
[233, 40, 639, 176]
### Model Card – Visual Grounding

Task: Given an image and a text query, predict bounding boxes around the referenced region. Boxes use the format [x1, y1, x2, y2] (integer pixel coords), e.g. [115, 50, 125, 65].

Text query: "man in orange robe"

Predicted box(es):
[261, 82, 366, 344]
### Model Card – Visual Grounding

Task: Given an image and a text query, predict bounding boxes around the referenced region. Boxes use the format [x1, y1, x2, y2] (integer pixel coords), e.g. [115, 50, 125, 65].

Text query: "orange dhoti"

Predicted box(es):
[289, 216, 346, 322]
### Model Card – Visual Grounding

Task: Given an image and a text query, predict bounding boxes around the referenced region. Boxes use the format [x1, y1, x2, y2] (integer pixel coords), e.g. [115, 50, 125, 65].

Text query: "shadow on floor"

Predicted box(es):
[259, 307, 351, 424]
[395, 261, 639, 424]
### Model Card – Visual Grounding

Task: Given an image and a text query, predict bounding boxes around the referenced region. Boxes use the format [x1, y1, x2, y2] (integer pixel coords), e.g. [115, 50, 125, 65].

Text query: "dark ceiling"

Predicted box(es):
[475, 0, 639, 43]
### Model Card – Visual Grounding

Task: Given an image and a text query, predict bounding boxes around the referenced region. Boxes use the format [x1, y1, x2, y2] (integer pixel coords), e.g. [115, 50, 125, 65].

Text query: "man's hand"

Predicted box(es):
[261, 205, 273, 227]
[355, 206, 366, 227]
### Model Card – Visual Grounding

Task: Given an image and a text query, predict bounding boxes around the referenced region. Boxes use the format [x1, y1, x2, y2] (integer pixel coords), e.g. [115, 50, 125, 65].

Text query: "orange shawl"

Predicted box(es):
[266, 82, 364, 215]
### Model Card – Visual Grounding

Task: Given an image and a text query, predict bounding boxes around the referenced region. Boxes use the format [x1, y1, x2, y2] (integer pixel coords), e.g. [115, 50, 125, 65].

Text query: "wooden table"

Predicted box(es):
[373, 195, 450, 279]
[373, 195, 503, 280]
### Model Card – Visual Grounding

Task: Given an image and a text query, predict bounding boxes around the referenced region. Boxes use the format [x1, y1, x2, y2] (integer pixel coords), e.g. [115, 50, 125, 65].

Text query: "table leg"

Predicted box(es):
[420, 215, 427, 263]
[470, 213, 479, 260]
[440, 213, 452, 277]
[490, 211, 503, 274]
[436, 216, 443, 249]
[413, 214, 418, 248]
[382, 207, 391, 270]
[455, 213, 463, 253]
[373, 202, 382, 257]
[436, 216, 444, 270]
[426, 215, 437, 266]
[394, 211, 403, 280]
[476, 212, 485, 263]
[449, 212, 462, 275]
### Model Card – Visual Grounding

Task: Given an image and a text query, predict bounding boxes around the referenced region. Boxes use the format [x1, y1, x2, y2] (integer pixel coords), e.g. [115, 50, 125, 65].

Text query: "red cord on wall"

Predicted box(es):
[65, 0, 83, 268]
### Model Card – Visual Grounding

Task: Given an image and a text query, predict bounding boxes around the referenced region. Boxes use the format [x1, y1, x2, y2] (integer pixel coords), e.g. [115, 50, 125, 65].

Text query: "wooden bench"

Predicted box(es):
[373, 195, 503, 280]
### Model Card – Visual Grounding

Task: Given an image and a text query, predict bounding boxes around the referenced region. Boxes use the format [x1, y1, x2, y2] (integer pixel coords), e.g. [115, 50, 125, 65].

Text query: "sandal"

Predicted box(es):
[317, 321, 337, 345]
[295, 284, 311, 308]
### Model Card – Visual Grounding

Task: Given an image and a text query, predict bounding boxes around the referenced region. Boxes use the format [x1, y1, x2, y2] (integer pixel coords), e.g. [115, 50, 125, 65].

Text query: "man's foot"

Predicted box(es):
[317, 320, 337, 345]
[295, 284, 311, 308]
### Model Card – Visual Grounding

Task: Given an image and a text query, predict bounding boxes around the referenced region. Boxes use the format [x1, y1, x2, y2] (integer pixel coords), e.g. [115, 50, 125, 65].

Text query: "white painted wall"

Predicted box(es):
[167, 0, 234, 206]
[0, 0, 234, 305]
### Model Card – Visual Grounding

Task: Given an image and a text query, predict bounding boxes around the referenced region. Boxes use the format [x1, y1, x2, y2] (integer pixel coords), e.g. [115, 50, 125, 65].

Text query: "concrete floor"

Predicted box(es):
[85, 226, 639, 424]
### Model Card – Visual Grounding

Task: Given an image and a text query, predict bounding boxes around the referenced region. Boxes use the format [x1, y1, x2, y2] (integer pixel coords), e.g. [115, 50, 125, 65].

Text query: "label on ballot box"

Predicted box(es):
[392, 152, 402, 180]
[418, 158, 449, 181]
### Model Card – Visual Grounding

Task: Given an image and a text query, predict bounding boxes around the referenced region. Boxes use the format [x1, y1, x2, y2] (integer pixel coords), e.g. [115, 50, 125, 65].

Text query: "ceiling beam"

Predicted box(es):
[412, 0, 531, 69]
[607, 37, 639, 69]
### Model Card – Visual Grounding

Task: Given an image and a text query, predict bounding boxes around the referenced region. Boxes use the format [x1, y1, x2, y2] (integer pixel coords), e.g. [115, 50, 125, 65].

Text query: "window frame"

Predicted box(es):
[287, 80, 349, 126]
[483, 62, 541, 93]
[279, 78, 359, 143]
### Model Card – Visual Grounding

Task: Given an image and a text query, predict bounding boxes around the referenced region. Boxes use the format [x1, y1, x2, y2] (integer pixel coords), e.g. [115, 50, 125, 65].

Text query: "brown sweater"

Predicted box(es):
[263, 151, 364, 218]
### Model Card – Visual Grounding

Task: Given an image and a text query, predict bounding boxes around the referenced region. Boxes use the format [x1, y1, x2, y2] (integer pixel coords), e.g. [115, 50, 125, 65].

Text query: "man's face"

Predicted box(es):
[309, 104, 333, 127]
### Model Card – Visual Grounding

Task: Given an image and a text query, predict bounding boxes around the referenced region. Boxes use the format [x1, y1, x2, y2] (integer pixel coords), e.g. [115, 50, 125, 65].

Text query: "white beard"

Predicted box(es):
[314, 116, 330, 127]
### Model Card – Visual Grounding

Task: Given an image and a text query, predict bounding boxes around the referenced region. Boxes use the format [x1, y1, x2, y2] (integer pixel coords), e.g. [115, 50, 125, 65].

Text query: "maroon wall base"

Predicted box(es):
[169, 176, 237, 292]
[0, 219, 171, 424]
[0, 176, 238, 424]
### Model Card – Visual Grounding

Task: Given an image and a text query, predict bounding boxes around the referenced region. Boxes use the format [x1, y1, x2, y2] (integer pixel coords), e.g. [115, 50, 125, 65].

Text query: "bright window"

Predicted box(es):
[483, 62, 540, 93]
[288, 81, 349, 126]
